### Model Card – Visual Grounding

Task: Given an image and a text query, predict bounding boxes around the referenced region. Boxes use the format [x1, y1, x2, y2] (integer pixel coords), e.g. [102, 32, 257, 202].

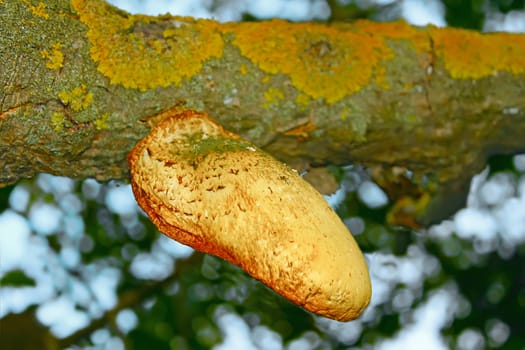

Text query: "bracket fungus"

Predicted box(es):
[128, 109, 371, 321]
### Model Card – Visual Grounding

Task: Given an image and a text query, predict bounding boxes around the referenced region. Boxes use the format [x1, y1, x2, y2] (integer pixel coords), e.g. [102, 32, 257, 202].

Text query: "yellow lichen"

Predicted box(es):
[431, 27, 525, 79]
[261, 75, 271, 84]
[71, 0, 224, 91]
[95, 113, 110, 130]
[352, 20, 430, 53]
[40, 43, 64, 70]
[29, 2, 49, 19]
[374, 64, 390, 90]
[404, 114, 421, 124]
[51, 112, 65, 131]
[58, 84, 93, 111]
[295, 92, 311, 109]
[339, 106, 350, 121]
[263, 87, 285, 109]
[240, 64, 247, 75]
[224, 19, 391, 103]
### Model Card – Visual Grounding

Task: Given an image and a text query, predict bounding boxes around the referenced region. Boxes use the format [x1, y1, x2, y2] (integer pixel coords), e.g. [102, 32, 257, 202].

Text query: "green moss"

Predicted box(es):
[405, 114, 421, 124]
[186, 135, 253, 160]
[349, 113, 368, 141]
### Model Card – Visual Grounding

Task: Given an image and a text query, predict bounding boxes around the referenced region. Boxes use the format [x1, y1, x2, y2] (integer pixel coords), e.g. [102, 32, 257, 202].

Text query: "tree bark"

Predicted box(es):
[1, 0, 524, 225]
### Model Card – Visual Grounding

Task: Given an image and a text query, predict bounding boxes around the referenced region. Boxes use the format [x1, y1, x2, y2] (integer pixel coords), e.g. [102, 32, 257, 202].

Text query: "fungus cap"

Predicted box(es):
[128, 109, 371, 321]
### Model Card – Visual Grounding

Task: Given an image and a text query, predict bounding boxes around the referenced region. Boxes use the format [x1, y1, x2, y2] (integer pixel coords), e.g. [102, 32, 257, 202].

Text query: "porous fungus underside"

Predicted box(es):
[128, 110, 372, 321]
[71, 0, 525, 104]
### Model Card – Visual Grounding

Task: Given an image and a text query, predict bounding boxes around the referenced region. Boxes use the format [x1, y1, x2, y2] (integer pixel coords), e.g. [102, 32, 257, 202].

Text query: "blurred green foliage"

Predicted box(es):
[443, 0, 524, 29]
[331, 0, 524, 30]
[0, 269, 36, 287]
[442, 0, 486, 29]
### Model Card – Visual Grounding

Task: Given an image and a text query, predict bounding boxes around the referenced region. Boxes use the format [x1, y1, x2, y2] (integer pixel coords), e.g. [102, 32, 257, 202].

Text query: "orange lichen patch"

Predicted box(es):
[352, 20, 431, 53]
[431, 27, 525, 79]
[29, 2, 49, 19]
[71, 0, 224, 90]
[58, 84, 93, 112]
[224, 19, 391, 103]
[40, 43, 64, 70]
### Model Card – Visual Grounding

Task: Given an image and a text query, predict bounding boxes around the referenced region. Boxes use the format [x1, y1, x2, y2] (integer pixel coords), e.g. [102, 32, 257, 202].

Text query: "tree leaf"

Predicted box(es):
[0, 269, 36, 287]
